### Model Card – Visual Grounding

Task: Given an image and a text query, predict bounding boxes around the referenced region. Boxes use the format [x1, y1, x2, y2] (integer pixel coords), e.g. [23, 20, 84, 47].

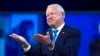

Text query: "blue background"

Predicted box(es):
[0, 12, 99, 56]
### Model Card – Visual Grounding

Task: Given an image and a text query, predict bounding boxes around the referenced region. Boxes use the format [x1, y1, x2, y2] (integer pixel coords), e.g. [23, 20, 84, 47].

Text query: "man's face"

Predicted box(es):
[46, 6, 64, 27]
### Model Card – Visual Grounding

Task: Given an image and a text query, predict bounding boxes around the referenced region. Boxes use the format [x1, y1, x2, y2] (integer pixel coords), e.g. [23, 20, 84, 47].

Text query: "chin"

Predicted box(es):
[49, 24, 55, 28]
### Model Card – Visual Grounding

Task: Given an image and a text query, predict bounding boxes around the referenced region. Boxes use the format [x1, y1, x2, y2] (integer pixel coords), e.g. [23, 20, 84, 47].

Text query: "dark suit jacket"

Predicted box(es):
[25, 25, 81, 56]
[90, 37, 100, 56]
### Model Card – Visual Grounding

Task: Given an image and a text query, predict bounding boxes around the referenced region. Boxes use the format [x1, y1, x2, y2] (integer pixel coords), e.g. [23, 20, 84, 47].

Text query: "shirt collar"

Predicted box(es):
[52, 23, 65, 31]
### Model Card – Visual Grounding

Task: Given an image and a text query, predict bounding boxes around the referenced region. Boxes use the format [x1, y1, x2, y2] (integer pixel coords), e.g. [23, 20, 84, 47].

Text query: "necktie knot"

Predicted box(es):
[53, 30, 58, 34]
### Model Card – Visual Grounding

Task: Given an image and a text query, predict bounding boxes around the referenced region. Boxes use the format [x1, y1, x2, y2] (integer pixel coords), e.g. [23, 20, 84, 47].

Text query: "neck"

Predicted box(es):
[53, 22, 64, 29]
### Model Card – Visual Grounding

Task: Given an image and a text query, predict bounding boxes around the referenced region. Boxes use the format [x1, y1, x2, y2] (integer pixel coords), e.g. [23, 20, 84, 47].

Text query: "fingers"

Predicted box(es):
[9, 33, 19, 39]
[34, 33, 51, 45]
[9, 33, 30, 48]
[34, 33, 50, 40]
[9, 33, 26, 42]
[34, 34, 43, 40]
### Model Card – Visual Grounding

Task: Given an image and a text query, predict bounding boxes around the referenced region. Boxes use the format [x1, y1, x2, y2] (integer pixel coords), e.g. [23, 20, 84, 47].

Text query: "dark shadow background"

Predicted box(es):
[0, 0, 100, 11]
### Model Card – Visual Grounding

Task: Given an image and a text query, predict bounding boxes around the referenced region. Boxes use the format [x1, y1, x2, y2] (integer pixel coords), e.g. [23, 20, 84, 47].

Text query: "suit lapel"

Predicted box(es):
[56, 25, 68, 43]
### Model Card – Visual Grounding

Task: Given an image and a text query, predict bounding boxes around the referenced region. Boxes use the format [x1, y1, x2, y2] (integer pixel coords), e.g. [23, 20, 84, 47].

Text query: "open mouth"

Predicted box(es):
[48, 20, 54, 23]
[48, 18, 54, 22]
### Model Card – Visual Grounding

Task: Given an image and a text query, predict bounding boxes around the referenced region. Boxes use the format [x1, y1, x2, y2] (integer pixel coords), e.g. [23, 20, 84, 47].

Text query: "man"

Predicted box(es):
[90, 23, 100, 56]
[10, 4, 81, 56]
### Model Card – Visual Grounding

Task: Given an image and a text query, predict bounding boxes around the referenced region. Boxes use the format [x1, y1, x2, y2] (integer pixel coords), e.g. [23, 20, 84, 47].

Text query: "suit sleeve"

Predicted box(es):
[24, 42, 42, 56]
[53, 29, 81, 56]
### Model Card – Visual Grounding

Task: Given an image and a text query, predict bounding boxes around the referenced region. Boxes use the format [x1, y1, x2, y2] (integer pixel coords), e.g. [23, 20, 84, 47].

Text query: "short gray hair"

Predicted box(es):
[47, 4, 65, 13]
[47, 4, 65, 18]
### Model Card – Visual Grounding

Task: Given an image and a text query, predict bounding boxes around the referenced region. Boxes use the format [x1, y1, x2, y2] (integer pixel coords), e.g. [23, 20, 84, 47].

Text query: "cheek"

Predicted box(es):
[47, 20, 49, 25]
[47, 21, 49, 24]
[47, 19, 55, 25]
[47, 20, 52, 25]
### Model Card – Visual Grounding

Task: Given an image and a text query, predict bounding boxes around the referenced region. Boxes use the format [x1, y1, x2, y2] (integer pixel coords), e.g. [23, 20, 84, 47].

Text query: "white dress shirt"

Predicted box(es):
[48, 23, 65, 50]
[23, 23, 65, 52]
[52, 23, 65, 42]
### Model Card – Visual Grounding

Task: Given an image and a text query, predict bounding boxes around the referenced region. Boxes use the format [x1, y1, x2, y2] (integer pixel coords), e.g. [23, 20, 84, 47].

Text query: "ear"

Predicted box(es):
[61, 12, 64, 16]
[61, 12, 65, 19]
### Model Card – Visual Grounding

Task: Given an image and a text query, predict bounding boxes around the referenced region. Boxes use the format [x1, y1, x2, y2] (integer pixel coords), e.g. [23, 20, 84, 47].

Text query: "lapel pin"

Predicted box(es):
[62, 32, 65, 34]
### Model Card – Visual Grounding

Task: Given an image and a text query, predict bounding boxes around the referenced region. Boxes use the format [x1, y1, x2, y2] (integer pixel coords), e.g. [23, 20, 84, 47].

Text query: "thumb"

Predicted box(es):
[46, 32, 50, 37]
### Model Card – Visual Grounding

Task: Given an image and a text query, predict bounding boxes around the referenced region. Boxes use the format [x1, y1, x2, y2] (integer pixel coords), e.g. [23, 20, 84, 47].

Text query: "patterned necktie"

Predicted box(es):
[52, 30, 58, 42]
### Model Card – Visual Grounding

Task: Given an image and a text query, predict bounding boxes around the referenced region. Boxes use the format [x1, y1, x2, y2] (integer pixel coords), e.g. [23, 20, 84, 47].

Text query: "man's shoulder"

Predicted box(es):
[63, 25, 80, 33]
[62, 25, 81, 37]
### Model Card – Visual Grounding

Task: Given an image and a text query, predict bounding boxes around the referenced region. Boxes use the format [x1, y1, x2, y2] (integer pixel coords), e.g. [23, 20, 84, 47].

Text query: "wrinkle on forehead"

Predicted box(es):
[46, 6, 58, 15]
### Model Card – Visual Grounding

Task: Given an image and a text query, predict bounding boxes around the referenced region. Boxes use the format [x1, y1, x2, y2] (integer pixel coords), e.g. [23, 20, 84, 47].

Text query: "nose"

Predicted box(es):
[47, 15, 52, 20]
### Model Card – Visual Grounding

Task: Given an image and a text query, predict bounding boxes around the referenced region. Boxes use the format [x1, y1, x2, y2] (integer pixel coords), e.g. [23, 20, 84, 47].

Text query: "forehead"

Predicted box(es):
[47, 6, 57, 10]
[46, 6, 57, 13]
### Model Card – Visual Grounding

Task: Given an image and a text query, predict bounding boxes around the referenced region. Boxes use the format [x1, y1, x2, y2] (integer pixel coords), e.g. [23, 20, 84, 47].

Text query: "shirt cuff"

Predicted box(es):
[23, 44, 31, 52]
[48, 41, 55, 50]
